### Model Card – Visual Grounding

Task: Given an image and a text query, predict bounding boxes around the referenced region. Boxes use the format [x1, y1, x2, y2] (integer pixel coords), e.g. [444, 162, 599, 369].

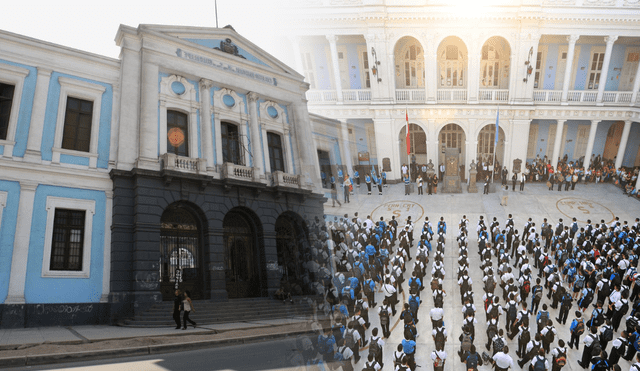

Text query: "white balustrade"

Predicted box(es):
[222, 162, 254, 181]
[272, 171, 302, 188]
[396, 89, 426, 102]
[161, 153, 206, 174]
[437, 89, 467, 103]
[343, 89, 372, 102]
[479, 89, 509, 102]
[306, 89, 338, 103]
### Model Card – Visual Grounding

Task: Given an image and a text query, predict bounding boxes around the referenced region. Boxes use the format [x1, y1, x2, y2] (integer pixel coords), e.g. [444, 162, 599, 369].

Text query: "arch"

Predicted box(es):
[438, 123, 467, 169]
[437, 36, 469, 89]
[399, 123, 428, 179]
[480, 36, 511, 89]
[223, 207, 266, 299]
[275, 212, 310, 290]
[159, 201, 207, 301]
[394, 36, 426, 89]
[476, 124, 507, 174]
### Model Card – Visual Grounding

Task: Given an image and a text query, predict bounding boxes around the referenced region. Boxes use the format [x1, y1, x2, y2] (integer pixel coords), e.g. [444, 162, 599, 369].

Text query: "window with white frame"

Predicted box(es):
[167, 110, 189, 157]
[267, 132, 285, 173]
[402, 44, 424, 88]
[587, 52, 605, 90]
[438, 42, 467, 88]
[0, 63, 29, 153]
[53, 77, 104, 165]
[42, 197, 95, 278]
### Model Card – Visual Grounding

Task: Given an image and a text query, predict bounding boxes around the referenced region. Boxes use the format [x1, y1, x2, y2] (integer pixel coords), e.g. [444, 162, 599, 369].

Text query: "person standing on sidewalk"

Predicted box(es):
[182, 290, 196, 329]
[172, 289, 183, 329]
[343, 175, 351, 204]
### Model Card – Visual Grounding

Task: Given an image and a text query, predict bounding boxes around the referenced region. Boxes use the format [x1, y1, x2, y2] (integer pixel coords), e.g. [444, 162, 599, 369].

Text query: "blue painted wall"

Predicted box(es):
[40, 73, 112, 168]
[605, 44, 626, 91]
[24, 186, 106, 303]
[542, 44, 559, 90]
[592, 121, 614, 160]
[338, 43, 366, 90]
[622, 122, 640, 167]
[574, 45, 595, 90]
[0, 180, 20, 303]
[313, 44, 332, 90]
[561, 121, 578, 161]
[529, 120, 553, 162]
[348, 119, 377, 166]
[183, 39, 271, 68]
[0, 59, 37, 158]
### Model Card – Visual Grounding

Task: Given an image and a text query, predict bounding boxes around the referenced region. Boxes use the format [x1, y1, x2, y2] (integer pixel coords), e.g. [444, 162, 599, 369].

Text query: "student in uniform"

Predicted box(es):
[431, 349, 447, 371]
[492, 345, 514, 371]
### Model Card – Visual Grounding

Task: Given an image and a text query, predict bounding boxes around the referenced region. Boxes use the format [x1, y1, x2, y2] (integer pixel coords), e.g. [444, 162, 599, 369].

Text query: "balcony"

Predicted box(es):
[272, 171, 302, 189]
[222, 162, 256, 182]
[396, 89, 426, 102]
[343, 89, 371, 102]
[306, 90, 337, 103]
[533, 90, 635, 105]
[533, 90, 562, 103]
[437, 89, 467, 103]
[479, 89, 509, 102]
[161, 153, 207, 174]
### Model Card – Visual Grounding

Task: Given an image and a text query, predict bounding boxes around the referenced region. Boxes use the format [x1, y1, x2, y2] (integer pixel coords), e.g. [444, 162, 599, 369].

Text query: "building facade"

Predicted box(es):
[283, 0, 640, 185]
[0, 24, 326, 328]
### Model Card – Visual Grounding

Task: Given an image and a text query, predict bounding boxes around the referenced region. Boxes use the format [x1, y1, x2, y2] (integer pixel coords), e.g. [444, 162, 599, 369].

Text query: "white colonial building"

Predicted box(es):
[0, 24, 327, 328]
[282, 0, 640, 185]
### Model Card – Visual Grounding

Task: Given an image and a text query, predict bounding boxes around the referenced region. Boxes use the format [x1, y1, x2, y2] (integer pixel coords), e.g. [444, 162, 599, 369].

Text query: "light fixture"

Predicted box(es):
[371, 47, 382, 83]
[523, 47, 534, 83]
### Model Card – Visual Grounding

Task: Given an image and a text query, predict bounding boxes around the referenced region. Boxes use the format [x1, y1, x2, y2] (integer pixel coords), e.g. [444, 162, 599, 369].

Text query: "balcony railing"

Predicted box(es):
[602, 91, 633, 104]
[272, 171, 301, 188]
[306, 90, 338, 103]
[533, 90, 562, 103]
[567, 90, 597, 103]
[343, 89, 372, 102]
[396, 89, 426, 102]
[437, 89, 467, 103]
[161, 153, 207, 174]
[222, 162, 255, 182]
[479, 89, 509, 102]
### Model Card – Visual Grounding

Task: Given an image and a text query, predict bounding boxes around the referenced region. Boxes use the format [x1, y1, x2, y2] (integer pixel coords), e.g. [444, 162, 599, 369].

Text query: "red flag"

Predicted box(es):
[405, 110, 410, 155]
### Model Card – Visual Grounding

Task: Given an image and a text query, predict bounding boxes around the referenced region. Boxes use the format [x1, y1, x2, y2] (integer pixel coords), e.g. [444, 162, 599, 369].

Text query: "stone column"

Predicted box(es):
[340, 120, 353, 174]
[630, 58, 640, 104]
[615, 120, 632, 169]
[425, 36, 438, 104]
[373, 118, 398, 180]
[116, 36, 141, 171]
[510, 119, 532, 175]
[247, 92, 264, 181]
[582, 120, 599, 171]
[291, 100, 321, 190]
[551, 119, 566, 169]
[101, 191, 113, 303]
[137, 56, 159, 170]
[467, 37, 481, 104]
[561, 35, 579, 104]
[5, 181, 38, 304]
[596, 36, 618, 104]
[326, 35, 344, 103]
[24, 68, 52, 162]
[199, 79, 215, 172]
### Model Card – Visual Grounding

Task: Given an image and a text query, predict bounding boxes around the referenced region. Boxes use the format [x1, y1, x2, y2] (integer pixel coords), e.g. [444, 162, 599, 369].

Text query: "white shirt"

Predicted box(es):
[431, 350, 447, 364]
[493, 352, 514, 369]
[430, 307, 444, 321]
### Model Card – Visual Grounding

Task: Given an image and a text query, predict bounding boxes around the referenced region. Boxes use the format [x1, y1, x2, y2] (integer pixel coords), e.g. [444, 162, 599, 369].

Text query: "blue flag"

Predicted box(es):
[494, 107, 500, 147]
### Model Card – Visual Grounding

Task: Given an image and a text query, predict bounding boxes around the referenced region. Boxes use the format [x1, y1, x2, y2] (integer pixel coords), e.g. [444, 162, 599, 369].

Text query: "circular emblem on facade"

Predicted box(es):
[556, 198, 615, 224]
[167, 127, 186, 148]
[267, 106, 279, 119]
[223, 94, 235, 107]
[371, 201, 424, 226]
[171, 81, 186, 95]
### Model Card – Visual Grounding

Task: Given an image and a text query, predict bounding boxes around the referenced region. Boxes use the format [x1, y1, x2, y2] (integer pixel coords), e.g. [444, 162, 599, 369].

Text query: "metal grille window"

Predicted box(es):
[62, 97, 93, 152]
[267, 132, 285, 172]
[440, 124, 464, 149]
[0, 83, 15, 140]
[167, 110, 189, 156]
[50, 209, 86, 271]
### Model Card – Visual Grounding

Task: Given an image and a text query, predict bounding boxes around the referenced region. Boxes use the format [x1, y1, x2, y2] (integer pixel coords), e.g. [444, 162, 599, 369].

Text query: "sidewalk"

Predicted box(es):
[0, 317, 315, 368]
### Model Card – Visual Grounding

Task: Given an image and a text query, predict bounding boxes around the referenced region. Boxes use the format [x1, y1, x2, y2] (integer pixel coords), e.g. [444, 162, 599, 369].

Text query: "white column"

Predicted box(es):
[373, 118, 398, 180]
[551, 119, 566, 169]
[100, 191, 113, 303]
[629, 55, 640, 104]
[467, 39, 481, 104]
[510, 119, 532, 173]
[24, 68, 52, 162]
[425, 38, 438, 104]
[583, 120, 599, 171]
[596, 36, 618, 104]
[340, 120, 354, 173]
[137, 59, 159, 169]
[507, 40, 518, 104]
[247, 92, 264, 181]
[5, 181, 38, 304]
[427, 119, 439, 165]
[615, 120, 632, 169]
[199, 79, 215, 172]
[291, 100, 321, 190]
[116, 37, 142, 171]
[465, 140, 478, 182]
[561, 35, 579, 104]
[326, 35, 344, 103]
[523, 35, 541, 102]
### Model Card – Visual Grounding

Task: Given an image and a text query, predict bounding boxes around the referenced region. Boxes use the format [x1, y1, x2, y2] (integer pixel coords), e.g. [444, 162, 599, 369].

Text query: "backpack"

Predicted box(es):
[461, 277, 470, 292]
[409, 295, 420, 312]
[467, 352, 479, 371]
[534, 286, 543, 300]
[538, 311, 549, 326]
[369, 337, 382, 357]
[508, 303, 517, 321]
[461, 333, 472, 352]
[621, 299, 630, 315]
[435, 291, 444, 307]
[575, 275, 585, 290]
[521, 327, 531, 344]
[544, 327, 555, 343]
[435, 327, 445, 346]
[523, 279, 531, 295]
[334, 346, 346, 361]
[362, 362, 375, 371]
[485, 275, 496, 292]
[582, 288, 594, 306]
[602, 326, 614, 342]
[464, 304, 475, 317]
[575, 318, 585, 335]
[556, 224, 564, 236]
[533, 356, 546, 371]
[344, 329, 356, 349]
[593, 359, 610, 371]
[431, 279, 439, 291]
[487, 322, 498, 340]
[555, 349, 567, 367]
[379, 306, 390, 325]
[493, 336, 505, 352]
[490, 305, 500, 319]
[318, 335, 333, 354]
[364, 281, 373, 296]
[600, 280, 611, 298]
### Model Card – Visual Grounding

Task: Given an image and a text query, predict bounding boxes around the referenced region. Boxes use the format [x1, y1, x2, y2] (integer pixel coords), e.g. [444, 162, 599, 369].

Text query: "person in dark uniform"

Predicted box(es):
[427, 174, 433, 195]
[512, 173, 517, 191]
[483, 176, 490, 195]
[173, 289, 183, 329]
[502, 167, 509, 186]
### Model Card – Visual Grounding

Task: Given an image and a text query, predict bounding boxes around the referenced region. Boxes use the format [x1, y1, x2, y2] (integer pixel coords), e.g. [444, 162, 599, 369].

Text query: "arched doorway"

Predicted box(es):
[275, 213, 309, 288]
[438, 124, 466, 171]
[477, 124, 506, 172]
[223, 209, 266, 299]
[399, 124, 427, 179]
[480, 36, 511, 90]
[160, 204, 203, 301]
